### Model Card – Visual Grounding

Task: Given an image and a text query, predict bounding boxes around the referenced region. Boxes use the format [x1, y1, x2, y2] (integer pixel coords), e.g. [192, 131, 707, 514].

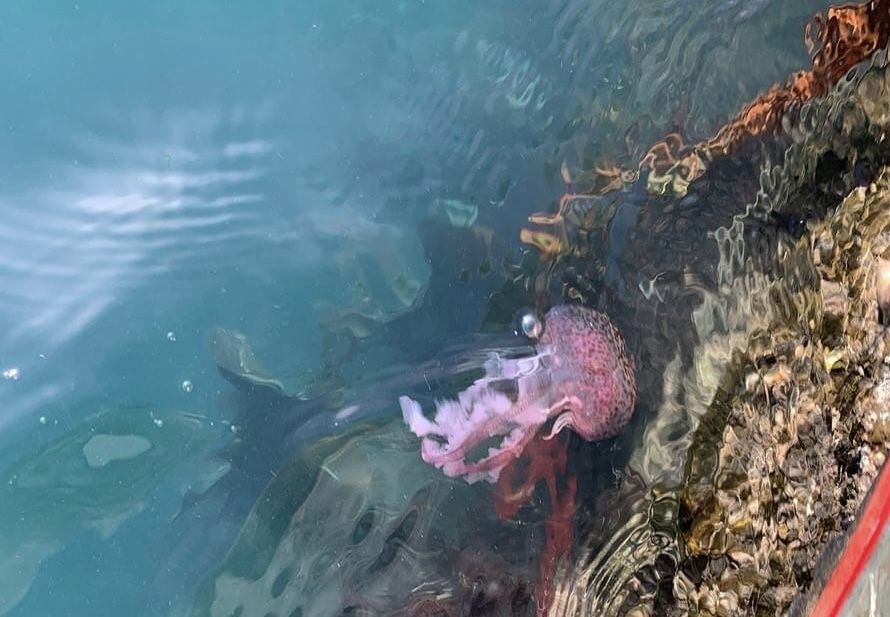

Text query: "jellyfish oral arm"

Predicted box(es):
[399, 378, 554, 484]
[431, 424, 538, 484]
[399, 380, 580, 484]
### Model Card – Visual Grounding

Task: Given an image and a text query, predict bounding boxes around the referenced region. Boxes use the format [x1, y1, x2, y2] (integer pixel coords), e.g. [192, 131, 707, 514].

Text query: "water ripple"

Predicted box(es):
[0, 107, 291, 438]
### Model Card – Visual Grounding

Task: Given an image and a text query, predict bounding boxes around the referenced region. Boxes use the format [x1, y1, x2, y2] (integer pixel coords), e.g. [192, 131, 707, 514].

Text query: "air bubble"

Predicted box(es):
[518, 311, 543, 340]
[181, 380, 194, 393]
[167, 331, 177, 342]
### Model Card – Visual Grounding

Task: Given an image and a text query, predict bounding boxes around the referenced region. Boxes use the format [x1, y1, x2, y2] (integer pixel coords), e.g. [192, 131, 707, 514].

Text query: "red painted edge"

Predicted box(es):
[808, 457, 890, 617]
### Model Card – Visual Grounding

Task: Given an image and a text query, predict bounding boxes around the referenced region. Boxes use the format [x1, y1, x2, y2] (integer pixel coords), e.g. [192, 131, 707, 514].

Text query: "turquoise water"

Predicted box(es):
[0, 1, 833, 616]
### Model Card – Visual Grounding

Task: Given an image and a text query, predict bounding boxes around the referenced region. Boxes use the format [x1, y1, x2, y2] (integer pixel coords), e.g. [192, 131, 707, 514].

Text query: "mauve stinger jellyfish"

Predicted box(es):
[400, 304, 637, 484]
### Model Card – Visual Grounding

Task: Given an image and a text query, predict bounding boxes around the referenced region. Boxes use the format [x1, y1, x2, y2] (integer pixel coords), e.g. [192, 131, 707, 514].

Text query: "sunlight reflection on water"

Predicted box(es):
[0, 101, 430, 442]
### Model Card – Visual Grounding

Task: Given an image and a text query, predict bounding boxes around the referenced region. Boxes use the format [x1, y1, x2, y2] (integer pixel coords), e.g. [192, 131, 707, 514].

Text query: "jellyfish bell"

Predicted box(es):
[516, 308, 543, 340]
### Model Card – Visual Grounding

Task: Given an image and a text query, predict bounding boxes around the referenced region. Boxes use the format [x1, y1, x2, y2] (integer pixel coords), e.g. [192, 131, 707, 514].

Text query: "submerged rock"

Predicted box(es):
[544, 31, 890, 617]
[184, 420, 537, 617]
[675, 171, 890, 616]
[0, 406, 216, 616]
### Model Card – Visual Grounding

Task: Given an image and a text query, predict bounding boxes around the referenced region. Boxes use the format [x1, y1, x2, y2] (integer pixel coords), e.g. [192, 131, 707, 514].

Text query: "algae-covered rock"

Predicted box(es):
[545, 34, 890, 617]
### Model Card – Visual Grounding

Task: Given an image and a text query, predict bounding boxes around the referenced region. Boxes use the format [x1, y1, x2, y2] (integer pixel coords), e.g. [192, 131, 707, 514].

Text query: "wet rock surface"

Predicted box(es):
[548, 52, 890, 617]
[675, 173, 890, 616]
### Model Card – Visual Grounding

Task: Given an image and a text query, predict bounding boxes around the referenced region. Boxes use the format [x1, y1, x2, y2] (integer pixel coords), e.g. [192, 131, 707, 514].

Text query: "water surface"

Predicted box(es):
[0, 1, 841, 615]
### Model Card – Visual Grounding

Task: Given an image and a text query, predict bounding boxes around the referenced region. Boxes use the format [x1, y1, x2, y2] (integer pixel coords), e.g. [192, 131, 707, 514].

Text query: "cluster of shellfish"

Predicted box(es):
[674, 171, 890, 614]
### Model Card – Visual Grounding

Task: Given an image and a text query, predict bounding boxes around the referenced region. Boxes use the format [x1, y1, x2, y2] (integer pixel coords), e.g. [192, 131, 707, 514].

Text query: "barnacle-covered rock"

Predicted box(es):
[542, 13, 890, 617]
[672, 154, 890, 614]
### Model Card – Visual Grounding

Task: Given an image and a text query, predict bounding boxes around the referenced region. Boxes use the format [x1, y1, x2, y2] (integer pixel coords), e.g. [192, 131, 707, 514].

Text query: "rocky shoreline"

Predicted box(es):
[548, 38, 890, 617]
[675, 168, 890, 617]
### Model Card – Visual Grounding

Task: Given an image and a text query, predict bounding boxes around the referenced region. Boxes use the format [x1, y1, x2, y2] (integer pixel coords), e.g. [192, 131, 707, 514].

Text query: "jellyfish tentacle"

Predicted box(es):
[542, 396, 583, 440]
